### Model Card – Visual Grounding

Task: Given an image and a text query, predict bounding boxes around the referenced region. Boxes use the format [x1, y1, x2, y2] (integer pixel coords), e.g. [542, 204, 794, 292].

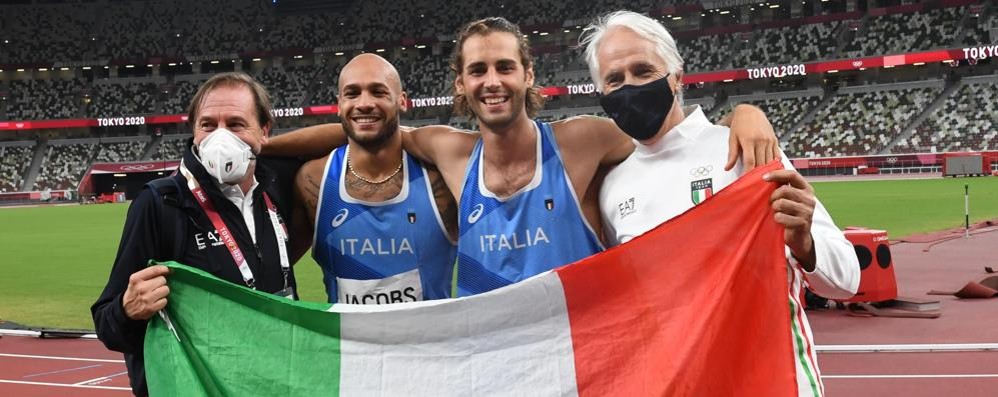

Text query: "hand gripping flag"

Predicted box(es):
[146, 161, 797, 396]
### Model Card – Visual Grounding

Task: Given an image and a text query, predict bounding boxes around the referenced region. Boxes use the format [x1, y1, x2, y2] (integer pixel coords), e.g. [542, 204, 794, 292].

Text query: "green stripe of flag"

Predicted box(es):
[145, 262, 342, 396]
[788, 297, 821, 397]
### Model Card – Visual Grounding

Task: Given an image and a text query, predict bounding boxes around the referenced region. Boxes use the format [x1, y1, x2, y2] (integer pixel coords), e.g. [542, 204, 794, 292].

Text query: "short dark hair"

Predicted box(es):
[450, 17, 545, 119]
[186, 72, 275, 131]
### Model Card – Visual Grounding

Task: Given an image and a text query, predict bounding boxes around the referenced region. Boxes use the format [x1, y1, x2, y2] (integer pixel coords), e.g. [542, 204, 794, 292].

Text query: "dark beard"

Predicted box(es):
[343, 114, 400, 151]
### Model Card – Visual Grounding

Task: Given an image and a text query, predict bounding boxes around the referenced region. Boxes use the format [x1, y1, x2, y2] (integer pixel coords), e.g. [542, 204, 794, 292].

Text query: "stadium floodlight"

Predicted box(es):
[104, 66, 109, 69]
[60, 67, 69, 71]
[770, 4, 779, 8]
[719, 10, 730, 15]
[859, 67, 866, 71]
[38, 68, 48, 71]
[83, 66, 92, 70]
[147, 64, 154, 67]
[252, 58, 262, 62]
[564, 30, 571, 33]
[884, 65, 894, 69]
[723, 79, 733, 82]
[673, 16, 682, 20]
[210, 60, 220, 64]
[176, 33, 181, 37]
[539, 32, 548, 36]
[125, 65, 135, 68]
[16, 68, 24, 72]
[168, 63, 177, 66]
[913, 62, 925, 66]
[335, 52, 344, 56]
[828, 70, 838, 73]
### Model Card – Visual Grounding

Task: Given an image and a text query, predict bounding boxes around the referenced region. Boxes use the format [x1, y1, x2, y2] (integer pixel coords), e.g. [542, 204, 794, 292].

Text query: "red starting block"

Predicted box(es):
[841, 228, 898, 303]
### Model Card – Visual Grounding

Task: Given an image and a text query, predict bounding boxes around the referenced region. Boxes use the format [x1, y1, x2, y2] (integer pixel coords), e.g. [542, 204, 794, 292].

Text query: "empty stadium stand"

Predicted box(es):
[0, 0, 995, 194]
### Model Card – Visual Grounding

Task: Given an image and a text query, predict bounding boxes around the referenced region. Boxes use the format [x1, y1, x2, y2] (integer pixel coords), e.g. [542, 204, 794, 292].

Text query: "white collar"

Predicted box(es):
[217, 177, 259, 202]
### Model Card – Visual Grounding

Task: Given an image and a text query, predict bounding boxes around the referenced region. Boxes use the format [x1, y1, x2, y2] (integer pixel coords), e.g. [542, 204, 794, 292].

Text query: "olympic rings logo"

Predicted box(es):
[689, 165, 713, 177]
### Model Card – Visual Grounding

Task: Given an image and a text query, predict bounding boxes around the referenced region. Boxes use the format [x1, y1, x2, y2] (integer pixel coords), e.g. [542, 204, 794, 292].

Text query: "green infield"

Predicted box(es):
[1, 176, 996, 330]
[810, 177, 998, 238]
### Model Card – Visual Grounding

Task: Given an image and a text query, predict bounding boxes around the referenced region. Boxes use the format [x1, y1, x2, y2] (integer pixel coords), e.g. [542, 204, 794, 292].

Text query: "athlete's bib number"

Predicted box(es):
[337, 268, 423, 304]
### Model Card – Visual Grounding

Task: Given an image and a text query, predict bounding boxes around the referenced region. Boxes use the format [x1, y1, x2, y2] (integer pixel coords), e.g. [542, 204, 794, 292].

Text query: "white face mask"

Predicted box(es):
[197, 128, 255, 185]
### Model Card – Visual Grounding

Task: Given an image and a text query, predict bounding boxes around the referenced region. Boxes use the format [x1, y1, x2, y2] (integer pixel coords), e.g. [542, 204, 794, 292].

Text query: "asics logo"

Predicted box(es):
[467, 204, 484, 224]
[331, 209, 349, 228]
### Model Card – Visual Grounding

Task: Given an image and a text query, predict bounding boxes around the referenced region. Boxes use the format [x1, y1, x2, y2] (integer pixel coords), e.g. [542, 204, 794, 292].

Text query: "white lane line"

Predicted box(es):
[0, 353, 124, 363]
[824, 374, 998, 379]
[22, 364, 102, 378]
[0, 379, 130, 391]
[0, 329, 97, 338]
[74, 371, 128, 386]
[816, 343, 998, 353]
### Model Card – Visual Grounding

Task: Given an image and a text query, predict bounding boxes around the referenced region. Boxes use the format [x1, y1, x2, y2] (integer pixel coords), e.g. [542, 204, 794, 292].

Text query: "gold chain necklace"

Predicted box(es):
[346, 152, 402, 184]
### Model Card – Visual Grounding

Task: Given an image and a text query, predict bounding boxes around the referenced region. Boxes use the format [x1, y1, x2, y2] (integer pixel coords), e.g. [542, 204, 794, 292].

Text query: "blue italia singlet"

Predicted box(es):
[456, 120, 604, 296]
[313, 146, 456, 304]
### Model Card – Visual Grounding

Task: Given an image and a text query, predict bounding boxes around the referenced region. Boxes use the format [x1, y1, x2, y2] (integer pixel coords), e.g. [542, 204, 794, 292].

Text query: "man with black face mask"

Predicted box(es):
[584, 11, 859, 397]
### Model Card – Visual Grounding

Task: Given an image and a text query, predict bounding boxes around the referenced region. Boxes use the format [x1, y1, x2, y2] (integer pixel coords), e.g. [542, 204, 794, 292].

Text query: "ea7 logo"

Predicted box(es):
[194, 230, 223, 250]
[618, 197, 636, 218]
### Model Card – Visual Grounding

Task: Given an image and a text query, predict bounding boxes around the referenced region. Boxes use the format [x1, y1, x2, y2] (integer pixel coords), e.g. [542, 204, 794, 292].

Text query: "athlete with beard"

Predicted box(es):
[291, 54, 457, 304]
[268, 17, 779, 297]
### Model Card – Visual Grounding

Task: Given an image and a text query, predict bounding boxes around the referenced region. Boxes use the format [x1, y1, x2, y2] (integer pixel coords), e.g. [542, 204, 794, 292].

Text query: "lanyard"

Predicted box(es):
[179, 160, 289, 290]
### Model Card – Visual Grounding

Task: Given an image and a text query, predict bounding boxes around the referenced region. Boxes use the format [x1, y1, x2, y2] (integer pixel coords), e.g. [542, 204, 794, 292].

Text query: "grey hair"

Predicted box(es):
[580, 10, 684, 94]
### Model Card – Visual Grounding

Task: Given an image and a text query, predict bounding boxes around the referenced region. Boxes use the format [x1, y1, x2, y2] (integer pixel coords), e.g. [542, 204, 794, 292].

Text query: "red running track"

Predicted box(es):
[0, 334, 130, 396]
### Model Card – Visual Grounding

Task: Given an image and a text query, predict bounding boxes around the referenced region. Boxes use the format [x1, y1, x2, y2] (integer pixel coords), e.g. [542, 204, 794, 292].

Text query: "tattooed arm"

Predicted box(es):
[289, 157, 328, 263]
[424, 164, 458, 242]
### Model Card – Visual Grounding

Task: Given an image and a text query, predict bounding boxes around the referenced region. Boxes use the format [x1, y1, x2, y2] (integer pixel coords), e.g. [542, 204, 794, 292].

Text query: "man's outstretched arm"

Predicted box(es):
[262, 124, 347, 159]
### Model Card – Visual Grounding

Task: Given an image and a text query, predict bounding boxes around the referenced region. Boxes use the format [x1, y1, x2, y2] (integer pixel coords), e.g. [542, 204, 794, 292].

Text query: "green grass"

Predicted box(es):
[811, 177, 998, 238]
[0, 204, 328, 330]
[1, 176, 996, 330]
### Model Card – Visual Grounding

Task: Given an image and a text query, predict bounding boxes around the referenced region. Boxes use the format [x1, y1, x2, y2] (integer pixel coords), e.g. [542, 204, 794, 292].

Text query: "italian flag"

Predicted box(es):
[146, 161, 797, 396]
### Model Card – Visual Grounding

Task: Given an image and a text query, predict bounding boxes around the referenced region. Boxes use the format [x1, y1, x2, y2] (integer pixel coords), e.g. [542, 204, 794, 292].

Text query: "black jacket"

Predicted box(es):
[91, 143, 301, 396]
